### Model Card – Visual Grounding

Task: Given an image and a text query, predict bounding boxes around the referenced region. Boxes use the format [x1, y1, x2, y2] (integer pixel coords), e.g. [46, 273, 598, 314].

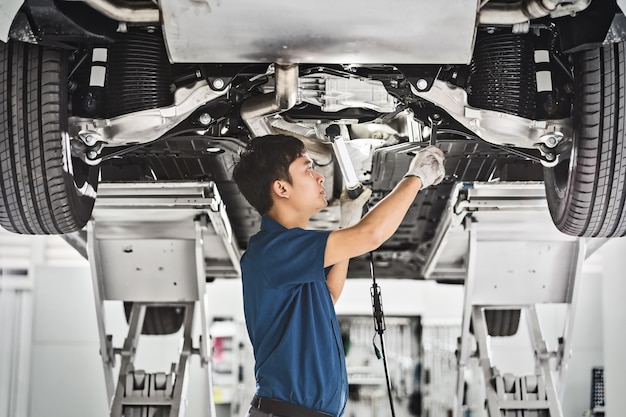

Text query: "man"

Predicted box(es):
[232, 134, 445, 417]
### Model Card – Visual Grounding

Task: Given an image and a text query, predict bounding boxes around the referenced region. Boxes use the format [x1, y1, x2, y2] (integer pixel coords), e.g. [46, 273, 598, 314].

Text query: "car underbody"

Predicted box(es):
[1, 0, 626, 279]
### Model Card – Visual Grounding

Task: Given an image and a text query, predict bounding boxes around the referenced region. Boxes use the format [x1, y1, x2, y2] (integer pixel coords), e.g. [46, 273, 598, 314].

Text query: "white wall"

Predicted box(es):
[0, 271, 33, 417]
[336, 278, 464, 323]
[30, 266, 109, 417]
[203, 277, 465, 323]
[560, 266, 604, 416]
[599, 238, 626, 416]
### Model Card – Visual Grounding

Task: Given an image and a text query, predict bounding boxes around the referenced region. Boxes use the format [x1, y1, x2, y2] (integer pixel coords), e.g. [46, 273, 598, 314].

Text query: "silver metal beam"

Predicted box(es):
[83, 0, 159, 23]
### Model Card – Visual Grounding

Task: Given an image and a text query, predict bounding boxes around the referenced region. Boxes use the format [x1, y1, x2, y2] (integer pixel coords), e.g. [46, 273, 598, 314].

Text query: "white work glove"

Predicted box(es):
[340, 187, 372, 228]
[405, 145, 446, 190]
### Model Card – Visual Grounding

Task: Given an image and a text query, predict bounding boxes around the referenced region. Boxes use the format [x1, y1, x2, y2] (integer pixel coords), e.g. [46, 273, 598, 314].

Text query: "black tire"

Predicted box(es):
[544, 41, 626, 237]
[123, 303, 185, 335]
[470, 309, 521, 337]
[485, 309, 520, 337]
[0, 41, 98, 234]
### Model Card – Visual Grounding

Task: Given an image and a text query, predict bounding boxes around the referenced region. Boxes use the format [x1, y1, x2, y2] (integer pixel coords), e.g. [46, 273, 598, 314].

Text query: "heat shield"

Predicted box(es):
[160, 0, 479, 64]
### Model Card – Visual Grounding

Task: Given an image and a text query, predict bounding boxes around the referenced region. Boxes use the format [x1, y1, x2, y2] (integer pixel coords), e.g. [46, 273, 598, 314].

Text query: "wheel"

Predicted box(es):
[0, 41, 98, 234]
[544, 41, 626, 237]
[123, 303, 185, 335]
[471, 309, 521, 337]
[485, 309, 520, 337]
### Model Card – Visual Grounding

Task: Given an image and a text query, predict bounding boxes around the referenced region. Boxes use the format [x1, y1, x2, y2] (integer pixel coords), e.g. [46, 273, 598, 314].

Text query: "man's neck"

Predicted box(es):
[266, 206, 310, 229]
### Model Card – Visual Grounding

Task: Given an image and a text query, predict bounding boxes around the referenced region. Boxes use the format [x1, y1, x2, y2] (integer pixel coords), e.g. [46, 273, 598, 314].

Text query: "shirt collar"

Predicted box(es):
[261, 216, 288, 232]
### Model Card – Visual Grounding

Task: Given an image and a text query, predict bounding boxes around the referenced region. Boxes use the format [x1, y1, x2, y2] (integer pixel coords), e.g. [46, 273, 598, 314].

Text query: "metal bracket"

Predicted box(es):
[87, 181, 236, 416]
[421, 182, 584, 417]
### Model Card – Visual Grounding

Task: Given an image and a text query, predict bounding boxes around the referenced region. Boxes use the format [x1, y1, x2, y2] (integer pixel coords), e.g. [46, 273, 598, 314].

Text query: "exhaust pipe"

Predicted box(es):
[479, 0, 590, 25]
[241, 62, 333, 162]
[241, 63, 299, 137]
[240, 62, 334, 193]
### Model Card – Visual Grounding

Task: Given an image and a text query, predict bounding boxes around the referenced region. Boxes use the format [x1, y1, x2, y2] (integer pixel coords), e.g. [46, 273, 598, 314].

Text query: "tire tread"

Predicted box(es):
[0, 41, 97, 235]
[545, 42, 626, 237]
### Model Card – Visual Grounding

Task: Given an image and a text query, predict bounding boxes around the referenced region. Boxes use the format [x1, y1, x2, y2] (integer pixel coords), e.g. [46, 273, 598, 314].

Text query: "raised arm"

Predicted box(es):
[324, 146, 445, 268]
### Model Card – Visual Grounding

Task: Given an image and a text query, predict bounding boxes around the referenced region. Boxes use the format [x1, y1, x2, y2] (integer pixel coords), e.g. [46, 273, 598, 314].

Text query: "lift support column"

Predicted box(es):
[86, 181, 241, 417]
[423, 182, 592, 417]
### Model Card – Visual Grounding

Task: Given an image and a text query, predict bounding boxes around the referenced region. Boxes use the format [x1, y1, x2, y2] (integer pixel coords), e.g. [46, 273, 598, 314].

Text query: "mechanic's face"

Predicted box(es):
[287, 154, 327, 213]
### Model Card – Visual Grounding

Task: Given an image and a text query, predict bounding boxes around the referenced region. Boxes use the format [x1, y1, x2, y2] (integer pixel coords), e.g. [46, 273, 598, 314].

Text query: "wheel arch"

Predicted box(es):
[3, 0, 119, 47]
[555, 0, 622, 53]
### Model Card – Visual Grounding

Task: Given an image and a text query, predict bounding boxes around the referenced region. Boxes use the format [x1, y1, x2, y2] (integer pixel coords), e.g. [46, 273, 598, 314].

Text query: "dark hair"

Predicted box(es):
[232, 135, 307, 215]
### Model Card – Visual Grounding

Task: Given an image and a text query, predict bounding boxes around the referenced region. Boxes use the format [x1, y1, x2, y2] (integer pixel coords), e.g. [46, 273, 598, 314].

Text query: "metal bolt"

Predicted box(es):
[87, 150, 98, 160]
[545, 135, 558, 147]
[429, 113, 442, 125]
[198, 113, 213, 126]
[212, 78, 225, 89]
[79, 132, 100, 146]
[545, 152, 555, 161]
[416, 79, 428, 91]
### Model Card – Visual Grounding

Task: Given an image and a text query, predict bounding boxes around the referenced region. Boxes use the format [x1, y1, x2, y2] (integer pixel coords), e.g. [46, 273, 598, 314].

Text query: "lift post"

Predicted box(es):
[422, 182, 588, 417]
[86, 181, 241, 417]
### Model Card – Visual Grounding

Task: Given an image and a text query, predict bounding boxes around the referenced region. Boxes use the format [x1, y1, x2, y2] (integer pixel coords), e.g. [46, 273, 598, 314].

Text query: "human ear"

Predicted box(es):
[271, 179, 290, 199]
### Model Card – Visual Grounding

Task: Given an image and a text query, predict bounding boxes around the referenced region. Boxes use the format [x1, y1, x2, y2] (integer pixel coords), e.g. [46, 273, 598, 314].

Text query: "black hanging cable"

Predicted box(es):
[357, 202, 396, 417]
[368, 247, 396, 417]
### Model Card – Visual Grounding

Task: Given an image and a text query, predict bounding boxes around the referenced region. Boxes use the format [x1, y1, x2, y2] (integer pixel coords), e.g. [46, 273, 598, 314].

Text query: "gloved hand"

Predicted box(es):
[340, 187, 372, 228]
[405, 145, 446, 190]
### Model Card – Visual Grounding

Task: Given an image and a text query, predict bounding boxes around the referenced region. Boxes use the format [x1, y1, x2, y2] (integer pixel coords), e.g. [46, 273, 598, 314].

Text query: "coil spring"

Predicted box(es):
[105, 28, 173, 117]
[467, 33, 537, 120]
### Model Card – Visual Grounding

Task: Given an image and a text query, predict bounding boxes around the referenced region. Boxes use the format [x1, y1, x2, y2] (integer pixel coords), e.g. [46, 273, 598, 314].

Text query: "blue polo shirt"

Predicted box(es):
[240, 216, 348, 417]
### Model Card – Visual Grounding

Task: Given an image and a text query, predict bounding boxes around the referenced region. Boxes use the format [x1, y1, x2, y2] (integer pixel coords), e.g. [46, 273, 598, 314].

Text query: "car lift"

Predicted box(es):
[86, 181, 242, 417]
[79, 180, 600, 417]
[422, 181, 600, 417]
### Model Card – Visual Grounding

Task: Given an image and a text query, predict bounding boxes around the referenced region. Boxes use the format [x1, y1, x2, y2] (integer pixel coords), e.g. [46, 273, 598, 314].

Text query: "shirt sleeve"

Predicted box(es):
[261, 228, 331, 288]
